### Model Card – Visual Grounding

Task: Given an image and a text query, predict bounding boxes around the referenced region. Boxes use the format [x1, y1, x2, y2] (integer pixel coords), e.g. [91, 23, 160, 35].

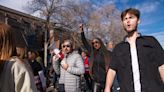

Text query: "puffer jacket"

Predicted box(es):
[53, 51, 85, 92]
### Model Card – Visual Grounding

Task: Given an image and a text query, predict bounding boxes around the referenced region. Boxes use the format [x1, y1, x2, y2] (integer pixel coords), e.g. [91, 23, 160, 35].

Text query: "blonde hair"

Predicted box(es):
[0, 23, 15, 60]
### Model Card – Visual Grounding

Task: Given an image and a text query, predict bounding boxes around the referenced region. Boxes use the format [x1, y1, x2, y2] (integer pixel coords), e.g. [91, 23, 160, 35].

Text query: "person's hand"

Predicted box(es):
[61, 59, 69, 70]
[79, 23, 84, 33]
[61, 63, 68, 70]
[52, 54, 60, 62]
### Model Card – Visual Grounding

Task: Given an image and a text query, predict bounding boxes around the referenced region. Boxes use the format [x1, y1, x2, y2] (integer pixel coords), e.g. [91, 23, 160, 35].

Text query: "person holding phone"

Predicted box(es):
[53, 39, 85, 92]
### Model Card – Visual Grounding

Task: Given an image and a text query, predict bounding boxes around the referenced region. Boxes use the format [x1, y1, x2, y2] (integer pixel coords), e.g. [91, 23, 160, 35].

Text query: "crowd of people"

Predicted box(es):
[0, 8, 164, 92]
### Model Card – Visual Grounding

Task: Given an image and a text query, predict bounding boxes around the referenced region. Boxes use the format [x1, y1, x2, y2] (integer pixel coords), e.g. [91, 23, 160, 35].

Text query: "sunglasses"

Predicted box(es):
[62, 45, 71, 48]
[92, 41, 99, 45]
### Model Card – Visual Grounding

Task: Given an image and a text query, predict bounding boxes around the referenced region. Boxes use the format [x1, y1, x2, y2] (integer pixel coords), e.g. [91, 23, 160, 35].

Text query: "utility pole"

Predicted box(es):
[44, 15, 50, 67]
[44, 27, 48, 67]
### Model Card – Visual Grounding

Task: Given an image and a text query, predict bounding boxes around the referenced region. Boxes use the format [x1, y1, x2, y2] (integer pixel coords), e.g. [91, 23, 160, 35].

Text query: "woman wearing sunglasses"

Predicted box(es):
[80, 24, 111, 92]
[53, 39, 85, 92]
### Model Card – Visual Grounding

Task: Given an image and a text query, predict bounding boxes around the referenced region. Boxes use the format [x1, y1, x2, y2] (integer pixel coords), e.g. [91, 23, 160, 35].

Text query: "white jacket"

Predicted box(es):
[0, 57, 37, 92]
[53, 51, 85, 92]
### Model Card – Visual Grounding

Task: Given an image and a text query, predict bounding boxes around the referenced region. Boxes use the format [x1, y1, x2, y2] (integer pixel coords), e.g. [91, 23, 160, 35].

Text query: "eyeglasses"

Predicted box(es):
[92, 41, 99, 45]
[62, 45, 71, 48]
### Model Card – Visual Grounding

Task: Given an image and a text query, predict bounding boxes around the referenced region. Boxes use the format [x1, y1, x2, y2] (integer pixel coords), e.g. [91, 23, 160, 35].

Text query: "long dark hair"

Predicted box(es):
[90, 38, 110, 73]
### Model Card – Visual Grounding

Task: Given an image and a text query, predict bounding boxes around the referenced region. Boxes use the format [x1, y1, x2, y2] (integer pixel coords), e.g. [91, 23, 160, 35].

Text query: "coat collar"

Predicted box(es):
[124, 33, 142, 42]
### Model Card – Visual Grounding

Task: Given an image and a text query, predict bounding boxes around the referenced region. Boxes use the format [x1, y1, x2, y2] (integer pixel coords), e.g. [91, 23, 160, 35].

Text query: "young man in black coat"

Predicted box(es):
[105, 8, 164, 92]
